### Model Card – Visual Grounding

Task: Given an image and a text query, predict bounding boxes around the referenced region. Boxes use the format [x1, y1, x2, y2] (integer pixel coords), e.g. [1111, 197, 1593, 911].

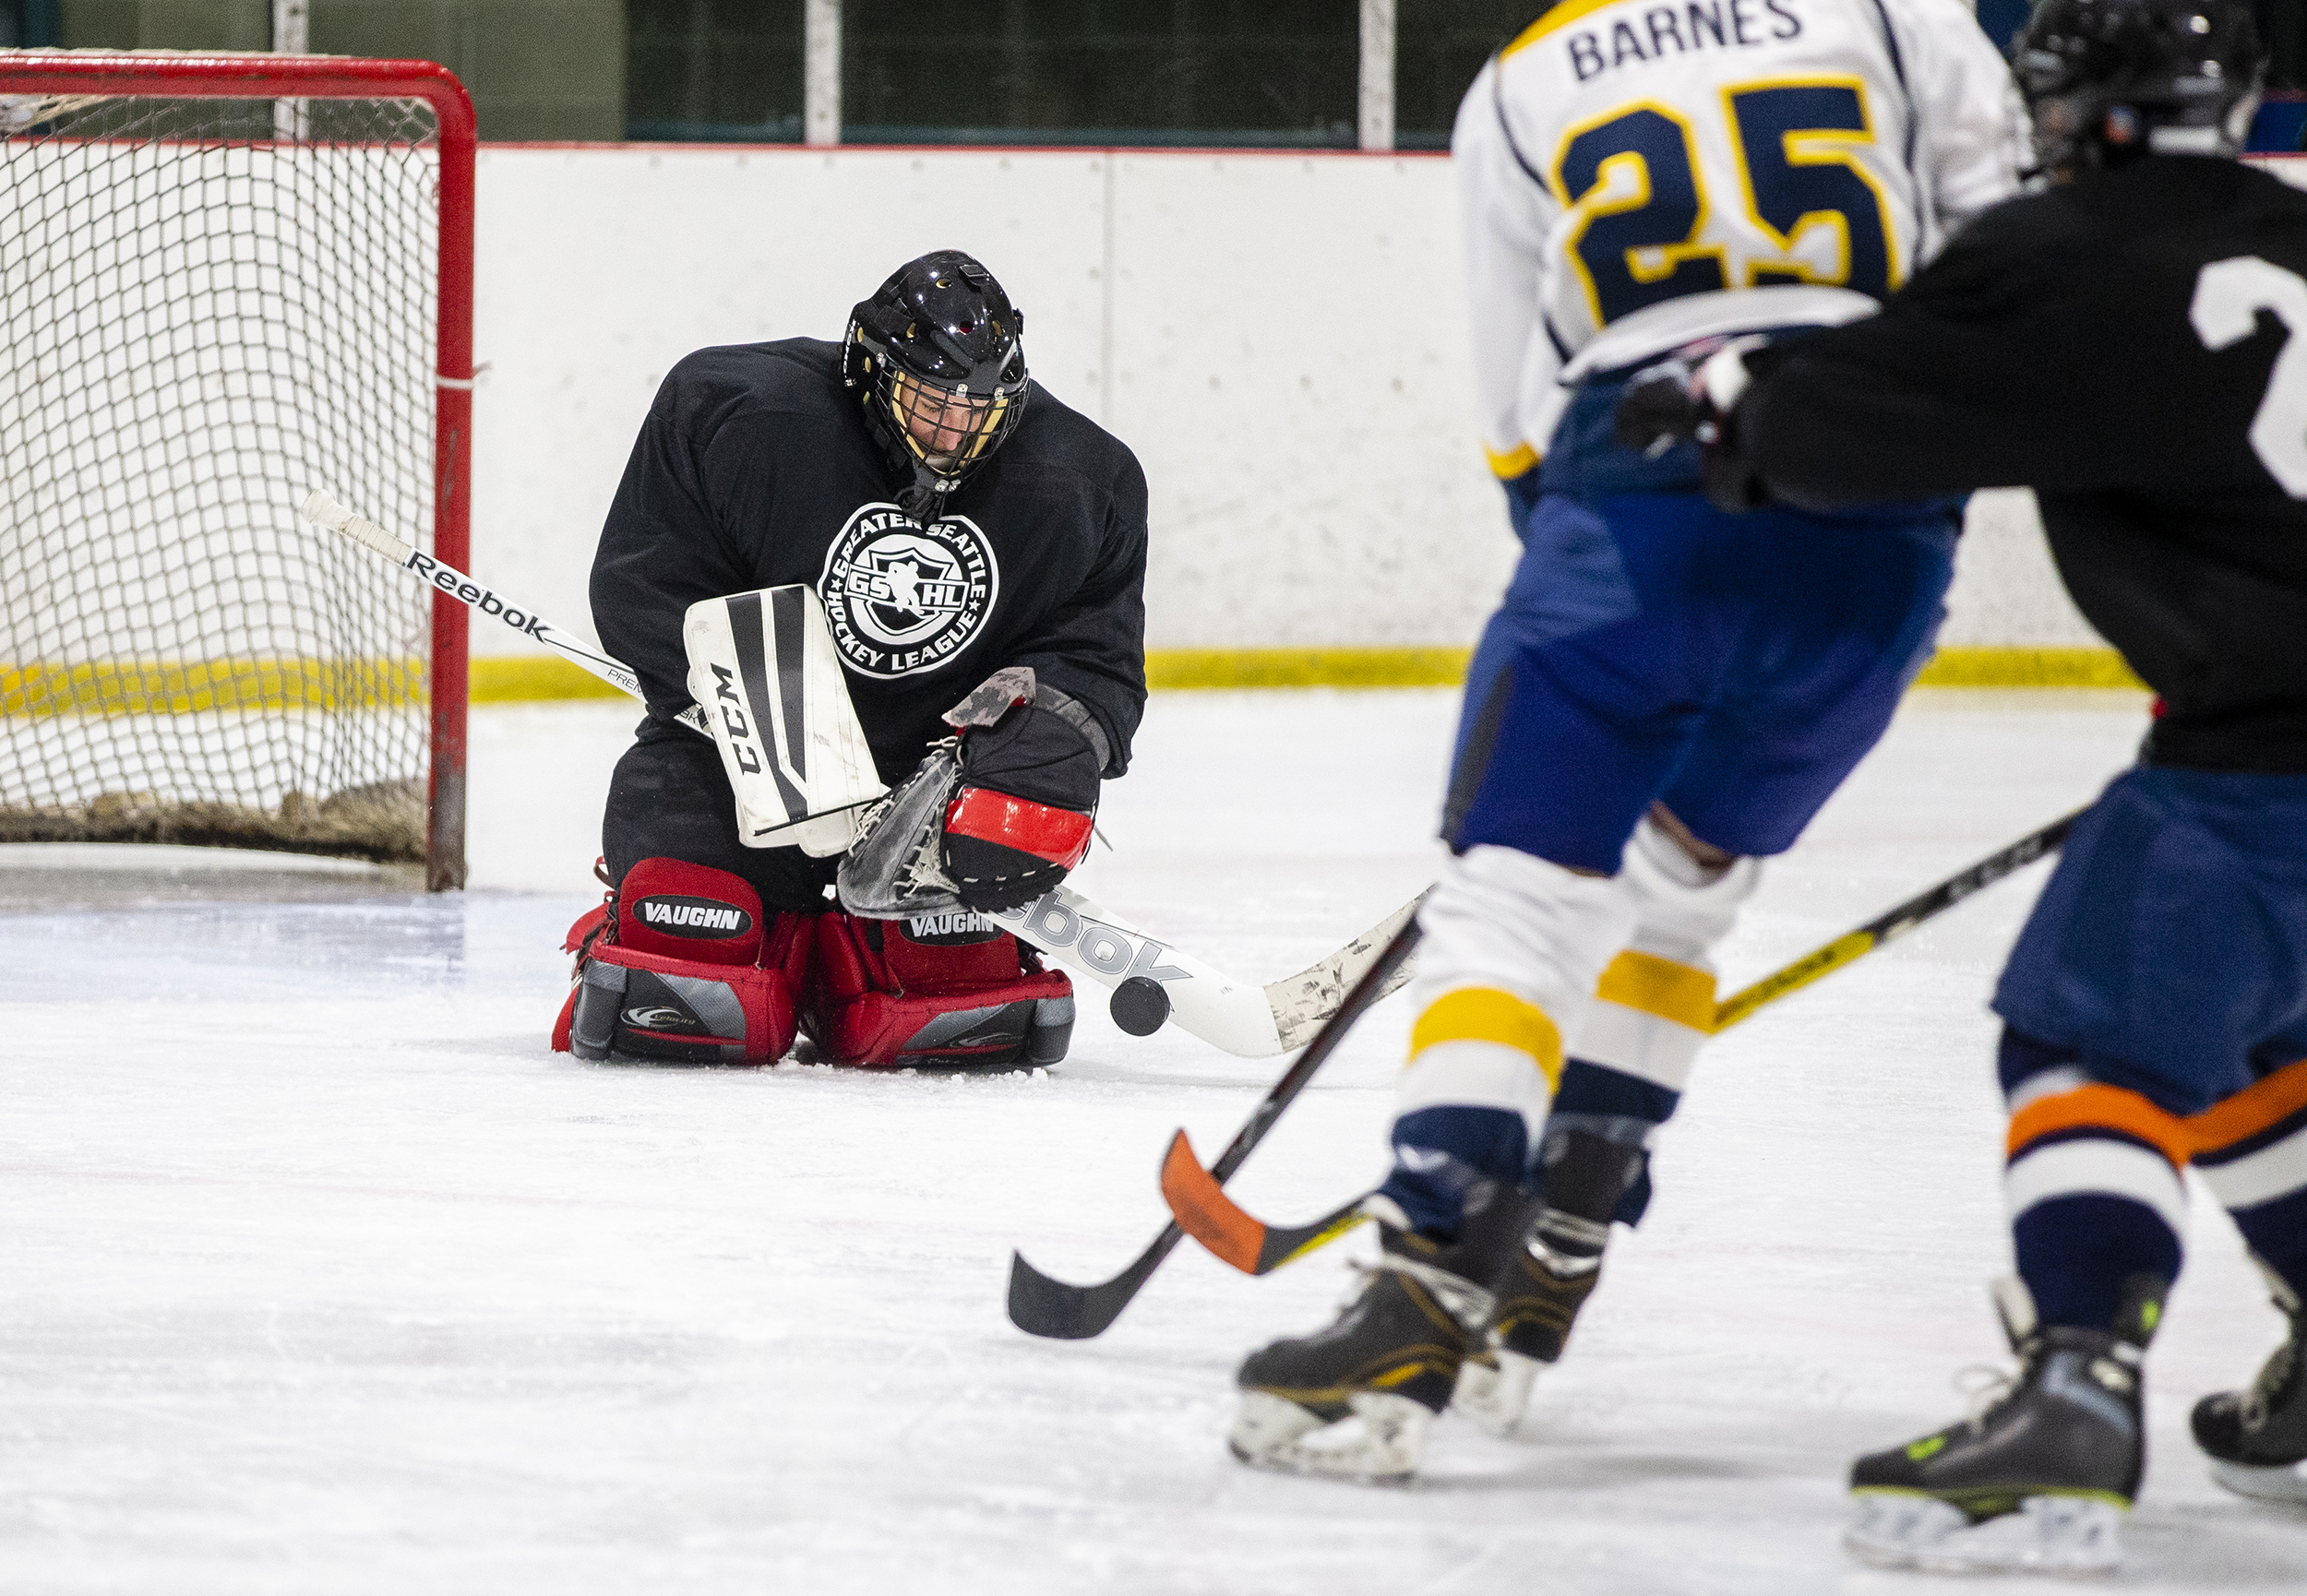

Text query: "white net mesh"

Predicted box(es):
[0, 85, 442, 863]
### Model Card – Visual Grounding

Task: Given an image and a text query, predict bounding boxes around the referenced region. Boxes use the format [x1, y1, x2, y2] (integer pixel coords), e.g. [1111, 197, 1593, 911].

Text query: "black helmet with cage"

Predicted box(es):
[843, 250, 1029, 522]
[2014, 0, 2265, 175]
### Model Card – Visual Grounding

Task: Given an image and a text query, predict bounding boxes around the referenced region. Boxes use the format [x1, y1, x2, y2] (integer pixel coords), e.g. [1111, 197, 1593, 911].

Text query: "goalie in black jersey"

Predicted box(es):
[1622, 0, 2307, 1572]
[552, 251, 1148, 1073]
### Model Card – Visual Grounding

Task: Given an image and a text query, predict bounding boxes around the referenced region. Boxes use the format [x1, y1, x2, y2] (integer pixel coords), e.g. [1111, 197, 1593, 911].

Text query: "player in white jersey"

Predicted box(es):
[1462, 0, 2023, 480]
[1226, 0, 2026, 1482]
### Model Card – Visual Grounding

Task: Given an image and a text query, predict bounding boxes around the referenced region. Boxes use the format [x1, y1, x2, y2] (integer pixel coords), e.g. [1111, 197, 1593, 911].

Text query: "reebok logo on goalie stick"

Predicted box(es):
[633, 895, 755, 938]
[993, 891, 1192, 983]
[404, 553, 545, 637]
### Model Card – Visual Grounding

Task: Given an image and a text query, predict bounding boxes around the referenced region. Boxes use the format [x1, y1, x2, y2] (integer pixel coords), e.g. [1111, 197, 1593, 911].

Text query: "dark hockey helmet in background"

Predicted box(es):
[2015, 0, 2265, 174]
[843, 250, 1029, 521]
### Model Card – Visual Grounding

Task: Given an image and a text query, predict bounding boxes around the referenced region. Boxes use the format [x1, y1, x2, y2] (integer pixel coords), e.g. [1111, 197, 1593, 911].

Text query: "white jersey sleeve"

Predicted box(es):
[1883, 0, 2032, 249]
[1457, 0, 2027, 477]
[1453, 59, 1568, 480]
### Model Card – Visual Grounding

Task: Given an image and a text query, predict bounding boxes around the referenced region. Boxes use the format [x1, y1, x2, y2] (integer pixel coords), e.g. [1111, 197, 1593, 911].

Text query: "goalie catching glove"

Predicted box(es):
[838, 666, 1101, 918]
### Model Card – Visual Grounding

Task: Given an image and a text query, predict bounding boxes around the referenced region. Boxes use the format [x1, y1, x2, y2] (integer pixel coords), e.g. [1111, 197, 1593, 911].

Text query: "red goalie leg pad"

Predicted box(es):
[614, 856, 766, 966]
[804, 910, 1075, 1068]
[562, 899, 609, 956]
[556, 911, 813, 1065]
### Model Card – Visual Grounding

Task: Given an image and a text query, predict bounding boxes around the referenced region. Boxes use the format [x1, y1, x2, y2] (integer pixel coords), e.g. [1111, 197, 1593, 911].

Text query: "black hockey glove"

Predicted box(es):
[1612, 339, 1772, 515]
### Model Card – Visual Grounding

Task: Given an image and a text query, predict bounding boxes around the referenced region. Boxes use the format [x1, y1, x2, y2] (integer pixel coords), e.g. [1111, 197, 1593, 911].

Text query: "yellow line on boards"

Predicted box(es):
[470, 656, 625, 702]
[1908, 648, 2145, 690]
[1, 658, 426, 715]
[0, 647, 2147, 713]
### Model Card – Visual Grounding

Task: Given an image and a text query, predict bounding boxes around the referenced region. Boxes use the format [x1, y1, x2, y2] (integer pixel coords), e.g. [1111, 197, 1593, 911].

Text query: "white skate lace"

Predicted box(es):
[1953, 1362, 2017, 1428]
[1358, 1254, 1496, 1333]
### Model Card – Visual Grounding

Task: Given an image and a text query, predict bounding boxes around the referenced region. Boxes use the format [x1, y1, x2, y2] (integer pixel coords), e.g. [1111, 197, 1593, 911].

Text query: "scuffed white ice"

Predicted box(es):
[3, 689, 2301, 1594]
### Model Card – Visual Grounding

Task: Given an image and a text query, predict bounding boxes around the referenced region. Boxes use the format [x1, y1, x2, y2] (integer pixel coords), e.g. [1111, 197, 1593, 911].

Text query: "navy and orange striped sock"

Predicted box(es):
[2000, 1028, 2189, 1331]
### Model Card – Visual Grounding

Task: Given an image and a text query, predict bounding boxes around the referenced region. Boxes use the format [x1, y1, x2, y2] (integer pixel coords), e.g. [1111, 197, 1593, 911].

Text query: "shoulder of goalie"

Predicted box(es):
[551, 856, 814, 1065]
[837, 665, 1103, 919]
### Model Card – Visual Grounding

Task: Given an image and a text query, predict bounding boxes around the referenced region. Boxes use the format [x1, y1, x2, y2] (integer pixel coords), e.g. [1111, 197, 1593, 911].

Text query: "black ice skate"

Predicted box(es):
[2192, 1267, 2307, 1505]
[1452, 1128, 1644, 1435]
[1230, 1185, 1532, 1482]
[1845, 1277, 2159, 1576]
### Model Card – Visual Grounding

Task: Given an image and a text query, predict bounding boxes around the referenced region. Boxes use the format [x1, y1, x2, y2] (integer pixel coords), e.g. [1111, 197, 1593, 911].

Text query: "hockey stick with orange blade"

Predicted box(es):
[1161, 805, 2083, 1276]
[1005, 911, 1423, 1339]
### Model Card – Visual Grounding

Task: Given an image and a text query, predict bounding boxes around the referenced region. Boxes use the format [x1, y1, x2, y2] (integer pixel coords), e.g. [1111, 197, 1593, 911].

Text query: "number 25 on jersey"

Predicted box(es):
[1555, 78, 1901, 327]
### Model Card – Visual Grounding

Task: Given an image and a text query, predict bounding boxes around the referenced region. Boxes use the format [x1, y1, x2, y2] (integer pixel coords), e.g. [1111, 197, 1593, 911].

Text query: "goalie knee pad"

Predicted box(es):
[551, 857, 810, 1065]
[804, 908, 1074, 1069]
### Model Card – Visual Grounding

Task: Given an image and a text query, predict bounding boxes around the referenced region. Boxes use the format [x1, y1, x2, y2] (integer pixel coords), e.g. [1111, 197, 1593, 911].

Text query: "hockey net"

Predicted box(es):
[0, 54, 474, 887]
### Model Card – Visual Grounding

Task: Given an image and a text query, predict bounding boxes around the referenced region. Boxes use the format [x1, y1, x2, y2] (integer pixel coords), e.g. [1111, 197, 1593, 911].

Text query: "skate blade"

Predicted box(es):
[1845, 1491, 2124, 1575]
[2210, 1458, 2307, 1505]
[1228, 1389, 1431, 1483]
[1450, 1348, 1541, 1437]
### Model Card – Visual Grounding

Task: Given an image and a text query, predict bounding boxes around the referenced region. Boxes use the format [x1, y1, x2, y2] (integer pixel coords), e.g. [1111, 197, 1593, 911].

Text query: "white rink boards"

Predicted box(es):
[458, 150, 2307, 669]
[3, 689, 2301, 1594]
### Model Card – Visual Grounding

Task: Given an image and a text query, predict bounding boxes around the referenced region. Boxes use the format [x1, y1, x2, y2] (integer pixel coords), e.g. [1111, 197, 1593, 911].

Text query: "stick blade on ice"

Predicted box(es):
[1005, 1233, 1177, 1340]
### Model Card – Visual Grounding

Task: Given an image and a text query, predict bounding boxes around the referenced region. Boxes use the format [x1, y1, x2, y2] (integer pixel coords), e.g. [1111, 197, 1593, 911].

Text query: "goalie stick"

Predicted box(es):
[303, 489, 1416, 1057]
[1158, 804, 2085, 1280]
[301, 491, 864, 841]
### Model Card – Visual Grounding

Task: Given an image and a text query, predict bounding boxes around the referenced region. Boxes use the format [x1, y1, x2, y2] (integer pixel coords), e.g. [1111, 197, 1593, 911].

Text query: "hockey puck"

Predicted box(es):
[1109, 975, 1171, 1037]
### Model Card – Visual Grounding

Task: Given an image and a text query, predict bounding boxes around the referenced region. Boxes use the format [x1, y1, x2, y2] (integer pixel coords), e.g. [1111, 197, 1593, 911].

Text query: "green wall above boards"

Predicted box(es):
[53, 0, 626, 141]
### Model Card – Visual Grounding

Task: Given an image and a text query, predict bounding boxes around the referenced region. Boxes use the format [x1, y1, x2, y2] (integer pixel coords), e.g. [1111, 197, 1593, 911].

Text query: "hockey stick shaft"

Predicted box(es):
[304, 490, 711, 737]
[1164, 805, 2086, 1275]
[305, 492, 888, 834]
[1005, 913, 1423, 1340]
[1706, 805, 2080, 1031]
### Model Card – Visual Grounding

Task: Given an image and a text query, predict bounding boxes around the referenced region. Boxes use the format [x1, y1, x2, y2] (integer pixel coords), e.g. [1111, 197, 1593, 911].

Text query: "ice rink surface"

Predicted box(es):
[4, 688, 2302, 1594]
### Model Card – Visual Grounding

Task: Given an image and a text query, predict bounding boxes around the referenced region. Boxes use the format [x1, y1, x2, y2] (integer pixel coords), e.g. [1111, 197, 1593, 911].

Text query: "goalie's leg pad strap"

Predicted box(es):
[805, 911, 1073, 1067]
[556, 911, 812, 1065]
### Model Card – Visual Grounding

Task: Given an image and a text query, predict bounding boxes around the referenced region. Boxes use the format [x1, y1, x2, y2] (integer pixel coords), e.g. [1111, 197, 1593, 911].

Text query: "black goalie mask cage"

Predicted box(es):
[843, 251, 1029, 520]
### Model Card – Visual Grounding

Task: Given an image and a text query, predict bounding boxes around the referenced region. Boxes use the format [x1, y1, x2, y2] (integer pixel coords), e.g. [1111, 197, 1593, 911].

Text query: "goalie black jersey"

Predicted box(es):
[591, 339, 1149, 781]
[1734, 155, 2307, 773]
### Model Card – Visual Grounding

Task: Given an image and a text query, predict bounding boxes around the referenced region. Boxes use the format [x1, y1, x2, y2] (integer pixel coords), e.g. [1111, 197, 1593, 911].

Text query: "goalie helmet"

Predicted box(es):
[843, 250, 1029, 522]
[2015, 0, 2265, 175]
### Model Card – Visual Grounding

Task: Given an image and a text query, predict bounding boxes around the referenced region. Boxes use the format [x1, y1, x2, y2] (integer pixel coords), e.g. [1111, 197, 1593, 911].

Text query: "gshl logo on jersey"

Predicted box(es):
[819, 504, 999, 679]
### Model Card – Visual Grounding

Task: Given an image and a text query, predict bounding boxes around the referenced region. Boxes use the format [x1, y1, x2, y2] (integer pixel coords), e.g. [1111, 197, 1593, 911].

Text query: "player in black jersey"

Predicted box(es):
[551, 251, 1149, 1072]
[1620, 0, 2307, 1572]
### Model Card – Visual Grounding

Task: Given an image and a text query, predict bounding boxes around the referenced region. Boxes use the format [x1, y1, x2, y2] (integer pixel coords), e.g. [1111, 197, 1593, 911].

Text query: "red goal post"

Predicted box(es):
[0, 53, 476, 889]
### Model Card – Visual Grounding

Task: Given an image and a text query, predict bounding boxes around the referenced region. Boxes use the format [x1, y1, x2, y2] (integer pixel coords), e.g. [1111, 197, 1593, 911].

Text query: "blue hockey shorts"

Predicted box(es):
[1442, 488, 1956, 872]
[1994, 764, 2307, 1114]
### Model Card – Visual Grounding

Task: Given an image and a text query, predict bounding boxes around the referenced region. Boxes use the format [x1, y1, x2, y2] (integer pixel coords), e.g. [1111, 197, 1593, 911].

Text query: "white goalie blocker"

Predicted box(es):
[683, 587, 886, 857]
